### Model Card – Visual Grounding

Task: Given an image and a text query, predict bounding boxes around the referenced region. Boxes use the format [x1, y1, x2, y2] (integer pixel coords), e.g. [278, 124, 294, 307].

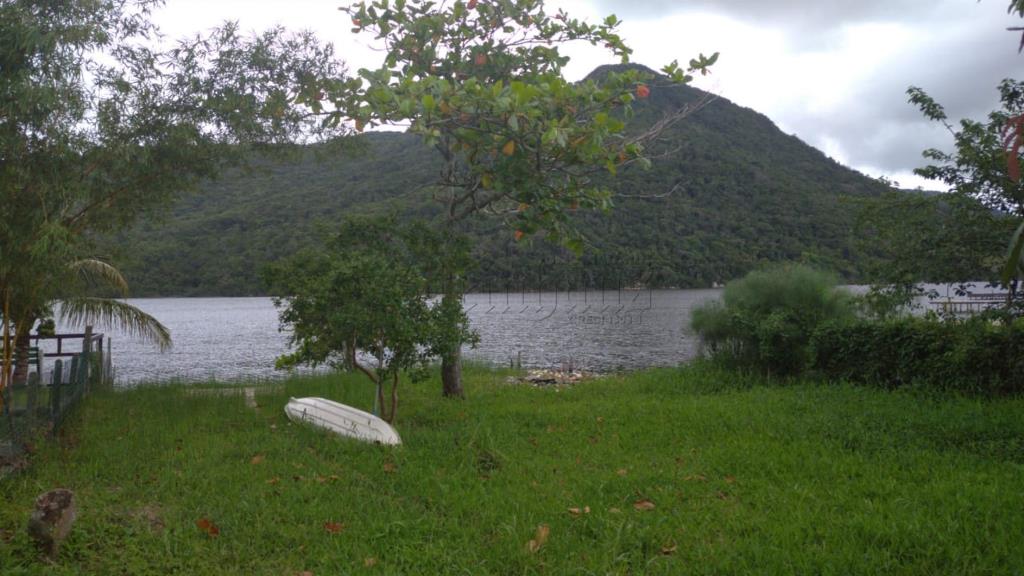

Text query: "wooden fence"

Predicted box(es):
[0, 327, 111, 471]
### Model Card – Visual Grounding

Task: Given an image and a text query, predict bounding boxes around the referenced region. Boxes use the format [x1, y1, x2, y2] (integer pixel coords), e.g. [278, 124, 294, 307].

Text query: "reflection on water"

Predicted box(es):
[44, 290, 724, 385]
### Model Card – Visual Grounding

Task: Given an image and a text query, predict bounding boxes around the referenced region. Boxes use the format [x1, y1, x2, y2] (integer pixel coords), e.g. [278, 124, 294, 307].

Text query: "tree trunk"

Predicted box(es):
[387, 372, 399, 424]
[12, 323, 32, 387]
[441, 348, 464, 398]
[1, 291, 10, 405]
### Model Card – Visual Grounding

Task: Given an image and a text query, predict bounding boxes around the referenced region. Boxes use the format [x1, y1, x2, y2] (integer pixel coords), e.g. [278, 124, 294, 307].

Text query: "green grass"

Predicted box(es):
[2, 365, 1023, 575]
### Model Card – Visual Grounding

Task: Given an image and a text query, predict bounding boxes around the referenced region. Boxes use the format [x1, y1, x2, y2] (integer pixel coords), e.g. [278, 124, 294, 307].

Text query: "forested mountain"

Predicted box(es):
[105, 65, 896, 296]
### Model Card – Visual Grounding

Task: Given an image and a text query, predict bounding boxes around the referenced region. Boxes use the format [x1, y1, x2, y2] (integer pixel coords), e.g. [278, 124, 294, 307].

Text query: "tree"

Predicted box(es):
[907, 80, 1024, 296]
[7, 259, 172, 389]
[265, 217, 472, 423]
[314, 0, 716, 397]
[0, 0, 348, 398]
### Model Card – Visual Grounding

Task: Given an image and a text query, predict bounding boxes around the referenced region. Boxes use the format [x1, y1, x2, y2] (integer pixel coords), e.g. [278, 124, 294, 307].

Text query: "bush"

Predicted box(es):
[691, 264, 857, 375]
[810, 317, 1024, 395]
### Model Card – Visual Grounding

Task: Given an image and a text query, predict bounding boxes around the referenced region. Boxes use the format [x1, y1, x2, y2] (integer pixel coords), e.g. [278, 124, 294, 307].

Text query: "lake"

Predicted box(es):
[44, 289, 721, 385]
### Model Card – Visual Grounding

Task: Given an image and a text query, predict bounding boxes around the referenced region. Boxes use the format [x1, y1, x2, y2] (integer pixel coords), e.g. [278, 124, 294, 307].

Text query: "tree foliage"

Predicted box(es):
[908, 80, 1024, 293]
[0, 0, 347, 395]
[318, 0, 716, 247]
[907, 80, 1024, 215]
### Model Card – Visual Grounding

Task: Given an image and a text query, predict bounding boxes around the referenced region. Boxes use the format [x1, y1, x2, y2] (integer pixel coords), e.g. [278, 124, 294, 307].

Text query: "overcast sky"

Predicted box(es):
[153, 0, 1023, 190]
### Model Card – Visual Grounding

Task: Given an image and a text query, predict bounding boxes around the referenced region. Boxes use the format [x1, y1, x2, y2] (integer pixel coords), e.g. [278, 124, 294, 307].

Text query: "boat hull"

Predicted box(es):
[284, 397, 402, 446]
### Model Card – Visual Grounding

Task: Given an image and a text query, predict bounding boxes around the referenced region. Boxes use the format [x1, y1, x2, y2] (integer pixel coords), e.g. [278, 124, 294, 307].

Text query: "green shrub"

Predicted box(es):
[691, 264, 857, 375]
[810, 317, 1024, 395]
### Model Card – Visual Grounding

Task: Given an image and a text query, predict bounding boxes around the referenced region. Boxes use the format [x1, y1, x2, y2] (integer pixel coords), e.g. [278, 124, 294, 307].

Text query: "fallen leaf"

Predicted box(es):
[316, 476, 328, 484]
[684, 474, 707, 482]
[633, 499, 656, 511]
[266, 477, 280, 485]
[250, 454, 265, 465]
[616, 468, 628, 476]
[514, 230, 524, 241]
[195, 518, 220, 538]
[383, 462, 397, 473]
[716, 491, 729, 501]
[567, 506, 590, 517]
[724, 475, 736, 484]
[293, 475, 305, 482]
[526, 524, 550, 553]
[609, 507, 622, 514]
[323, 521, 345, 534]
[364, 557, 378, 567]
[296, 572, 314, 576]
[596, 416, 604, 423]
[661, 543, 678, 556]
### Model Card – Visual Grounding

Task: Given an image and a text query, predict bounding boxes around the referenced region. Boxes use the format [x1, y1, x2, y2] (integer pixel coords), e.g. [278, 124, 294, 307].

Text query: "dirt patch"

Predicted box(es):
[132, 504, 166, 535]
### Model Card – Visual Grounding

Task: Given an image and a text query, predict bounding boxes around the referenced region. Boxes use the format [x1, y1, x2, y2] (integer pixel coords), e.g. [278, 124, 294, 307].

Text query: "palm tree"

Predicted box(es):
[1, 258, 169, 401]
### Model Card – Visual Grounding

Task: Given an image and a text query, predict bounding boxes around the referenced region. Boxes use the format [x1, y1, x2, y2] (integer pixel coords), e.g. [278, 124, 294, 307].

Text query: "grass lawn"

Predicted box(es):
[1, 365, 1023, 575]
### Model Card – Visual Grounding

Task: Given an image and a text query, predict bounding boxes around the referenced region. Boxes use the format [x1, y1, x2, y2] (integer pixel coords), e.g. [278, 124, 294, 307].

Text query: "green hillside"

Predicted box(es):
[105, 66, 894, 296]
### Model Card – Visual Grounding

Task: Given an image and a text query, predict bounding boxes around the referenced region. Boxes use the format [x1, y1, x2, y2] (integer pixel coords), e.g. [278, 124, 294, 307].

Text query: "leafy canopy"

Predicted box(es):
[0, 0, 346, 316]
[0, 0, 346, 392]
[907, 80, 1024, 288]
[314, 0, 717, 248]
[907, 80, 1024, 215]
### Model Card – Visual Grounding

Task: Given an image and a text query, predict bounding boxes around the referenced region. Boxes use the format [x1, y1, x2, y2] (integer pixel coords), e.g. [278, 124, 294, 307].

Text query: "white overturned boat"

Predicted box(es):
[284, 397, 402, 446]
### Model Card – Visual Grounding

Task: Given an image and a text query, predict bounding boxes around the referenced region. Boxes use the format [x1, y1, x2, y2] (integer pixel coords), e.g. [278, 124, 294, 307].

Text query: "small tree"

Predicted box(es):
[266, 218, 472, 423]
[313, 0, 716, 397]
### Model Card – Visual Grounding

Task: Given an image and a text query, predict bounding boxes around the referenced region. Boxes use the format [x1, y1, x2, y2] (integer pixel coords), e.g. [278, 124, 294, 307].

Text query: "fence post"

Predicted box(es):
[81, 326, 93, 392]
[95, 336, 104, 388]
[27, 372, 39, 430]
[104, 337, 112, 387]
[51, 359, 63, 423]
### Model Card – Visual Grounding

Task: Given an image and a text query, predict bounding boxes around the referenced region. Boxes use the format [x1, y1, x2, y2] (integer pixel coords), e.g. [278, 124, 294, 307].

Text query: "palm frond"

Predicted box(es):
[58, 297, 172, 351]
[68, 259, 130, 296]
[1003, 220, 1024, 288]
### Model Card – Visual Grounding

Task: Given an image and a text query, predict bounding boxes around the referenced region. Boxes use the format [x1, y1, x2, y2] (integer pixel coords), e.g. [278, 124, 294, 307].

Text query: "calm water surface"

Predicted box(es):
[44, 283, 976, 385]
[49, 290, 722, 385]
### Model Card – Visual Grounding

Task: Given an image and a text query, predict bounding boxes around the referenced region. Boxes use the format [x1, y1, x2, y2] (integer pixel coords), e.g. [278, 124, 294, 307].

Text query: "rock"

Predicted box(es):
[27, 489, 77, 559]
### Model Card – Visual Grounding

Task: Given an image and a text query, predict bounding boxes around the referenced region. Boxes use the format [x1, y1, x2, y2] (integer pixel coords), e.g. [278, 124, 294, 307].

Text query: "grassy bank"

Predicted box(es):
[1, 366, 1023, 574]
